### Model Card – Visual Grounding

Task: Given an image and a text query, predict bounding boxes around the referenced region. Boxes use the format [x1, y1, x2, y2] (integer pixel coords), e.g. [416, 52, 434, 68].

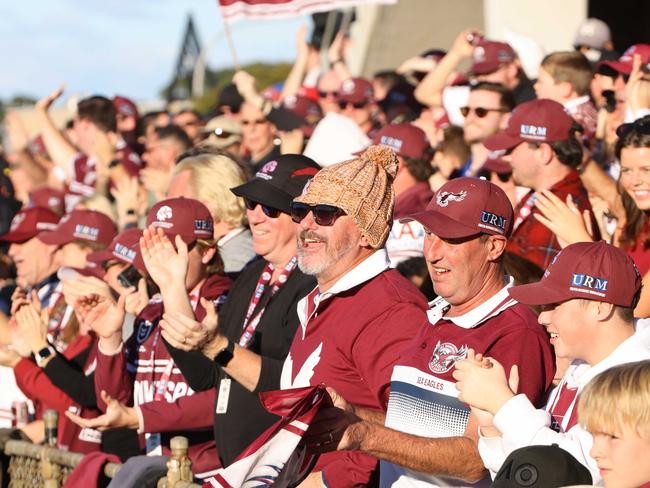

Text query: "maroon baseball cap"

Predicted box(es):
[337, 78, 374, 105]
[38, 210, 117, 247]
[0, 207, 60, 243]
[484, 99, 574, 151]
[86, 227, 146, 272]
[509, 241, 641, 307]
[401, 177, 513, 238]
[146, 197, 214, 244]
[371, 123, 432, 160]
[29, 187, 65, 216]
[600, 44, 650, 75]
[113, 95, 139, 119]
[469, 41, 516, 75]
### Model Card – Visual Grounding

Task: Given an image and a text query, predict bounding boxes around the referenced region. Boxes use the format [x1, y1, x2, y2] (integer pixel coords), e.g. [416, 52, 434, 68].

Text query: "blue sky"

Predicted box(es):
[0, 0, 307, 101]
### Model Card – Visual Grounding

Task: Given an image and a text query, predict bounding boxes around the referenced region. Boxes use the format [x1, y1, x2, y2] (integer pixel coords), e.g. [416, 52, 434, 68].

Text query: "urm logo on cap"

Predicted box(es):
[479, 211, 507, 233]
[570, 273, 608, 298]
[194, 219, 213, 234]
[520, 124, 547, 140]
[113, 243, 136, 263]
[379, 136, 403, 152]
[73, 224, 99, 241]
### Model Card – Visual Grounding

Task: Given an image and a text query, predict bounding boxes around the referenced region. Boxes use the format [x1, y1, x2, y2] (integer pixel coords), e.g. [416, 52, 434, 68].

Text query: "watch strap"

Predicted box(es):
[214, 339, 235, 367]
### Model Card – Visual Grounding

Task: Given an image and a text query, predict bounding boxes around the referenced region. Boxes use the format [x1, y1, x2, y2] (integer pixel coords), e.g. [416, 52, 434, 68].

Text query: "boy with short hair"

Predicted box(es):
[453, 241, 650, 484]
[579, 360, 650, 488]
[534, 51, 597, 141]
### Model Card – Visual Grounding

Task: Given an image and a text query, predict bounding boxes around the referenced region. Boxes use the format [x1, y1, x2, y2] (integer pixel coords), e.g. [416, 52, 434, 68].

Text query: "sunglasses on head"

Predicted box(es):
[338, 100, 367, 110]
[460, 106, 507, 118]
[290, 202, 345, 226]
[616, 118, 650, 139]
[244, 198, 282, 218]
[211, 128, 237, 139]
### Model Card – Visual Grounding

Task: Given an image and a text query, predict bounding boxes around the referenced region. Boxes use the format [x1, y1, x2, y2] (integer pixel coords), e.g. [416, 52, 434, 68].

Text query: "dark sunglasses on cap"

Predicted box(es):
[616, 118, 650, 138]
[244, 198, 282, 218]
[290, 202, 345, 226]
[460, 106, 508, 118]
[338, 100, 367, 110]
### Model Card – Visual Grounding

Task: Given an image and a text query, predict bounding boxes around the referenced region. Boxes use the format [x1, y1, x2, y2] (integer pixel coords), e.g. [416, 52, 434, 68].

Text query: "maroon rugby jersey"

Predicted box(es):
[94, 274, 230, 477]
[381, 285, 555, 487]
[280, 253, 428, 488]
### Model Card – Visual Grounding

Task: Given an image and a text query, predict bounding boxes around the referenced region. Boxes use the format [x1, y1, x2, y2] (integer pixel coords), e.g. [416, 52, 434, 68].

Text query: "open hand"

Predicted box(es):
[36, 85, 65, 112]
[533, 191, 593, 248]
[140, 227, 189, 291]
[160, 297, 219, 352]
[65, 390, 138, 431]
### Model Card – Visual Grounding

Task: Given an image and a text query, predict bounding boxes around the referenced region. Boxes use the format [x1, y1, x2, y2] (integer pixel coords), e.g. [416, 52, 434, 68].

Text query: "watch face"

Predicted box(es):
[38, 347, 53, 359]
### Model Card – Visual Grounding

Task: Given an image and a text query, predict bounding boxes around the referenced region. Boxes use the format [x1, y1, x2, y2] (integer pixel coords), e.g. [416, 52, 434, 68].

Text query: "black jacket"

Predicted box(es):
[165, 258, 315, 466]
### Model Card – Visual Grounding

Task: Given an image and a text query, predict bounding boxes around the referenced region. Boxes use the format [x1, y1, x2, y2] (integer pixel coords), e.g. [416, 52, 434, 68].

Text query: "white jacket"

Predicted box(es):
[477, 327, 650, 485]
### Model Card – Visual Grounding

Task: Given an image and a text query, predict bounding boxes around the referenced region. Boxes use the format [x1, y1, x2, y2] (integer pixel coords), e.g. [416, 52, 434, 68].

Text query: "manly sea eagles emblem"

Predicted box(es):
[428, 341, 469, 374]
[436, 191, 467, 207]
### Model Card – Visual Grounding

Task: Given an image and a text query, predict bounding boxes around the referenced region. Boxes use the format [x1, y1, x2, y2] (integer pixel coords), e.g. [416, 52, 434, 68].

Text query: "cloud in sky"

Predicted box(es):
[0, 0, 307, 101]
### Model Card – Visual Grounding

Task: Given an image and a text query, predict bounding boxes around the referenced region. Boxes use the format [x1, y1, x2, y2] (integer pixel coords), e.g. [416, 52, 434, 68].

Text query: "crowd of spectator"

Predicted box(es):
[1, 14, 650, 488]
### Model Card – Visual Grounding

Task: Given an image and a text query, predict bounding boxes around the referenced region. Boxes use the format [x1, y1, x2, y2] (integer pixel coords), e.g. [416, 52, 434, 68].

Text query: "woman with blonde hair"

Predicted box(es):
[168, 151, 255, 276]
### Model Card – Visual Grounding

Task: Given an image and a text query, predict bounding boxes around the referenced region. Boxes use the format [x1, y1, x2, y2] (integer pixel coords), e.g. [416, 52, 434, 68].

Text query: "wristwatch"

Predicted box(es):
[214, 339, 235, 367]
[35, 345, 56, 367]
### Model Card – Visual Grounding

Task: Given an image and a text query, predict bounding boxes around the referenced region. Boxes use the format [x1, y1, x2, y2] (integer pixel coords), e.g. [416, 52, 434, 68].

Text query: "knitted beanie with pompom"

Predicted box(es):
[294, 144, 398, 248]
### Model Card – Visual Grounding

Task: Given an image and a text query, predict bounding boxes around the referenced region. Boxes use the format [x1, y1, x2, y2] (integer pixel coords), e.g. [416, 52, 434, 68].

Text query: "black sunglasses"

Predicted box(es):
[460, 106, 507, 118]
[244, 198, 282, 218]
[319, 90, 337, 98]
[616, 118, 650, 139]
[290, 202, 345, 226]
[338, 100, 366, 110]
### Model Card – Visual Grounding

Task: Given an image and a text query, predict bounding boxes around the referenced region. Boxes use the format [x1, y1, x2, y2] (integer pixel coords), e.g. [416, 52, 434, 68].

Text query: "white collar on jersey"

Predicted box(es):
[297, 248, 390, 334]
[427, 276, 516, 329]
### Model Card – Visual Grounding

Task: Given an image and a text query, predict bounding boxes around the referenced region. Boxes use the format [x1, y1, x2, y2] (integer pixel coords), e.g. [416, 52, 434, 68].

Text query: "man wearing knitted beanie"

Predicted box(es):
[282, 145, 430, 487]
[303, 177, 555, 488]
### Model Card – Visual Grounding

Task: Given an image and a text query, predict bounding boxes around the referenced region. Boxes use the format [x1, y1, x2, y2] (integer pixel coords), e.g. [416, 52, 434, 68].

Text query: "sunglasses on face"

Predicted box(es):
[319, 90, 337, 98]
[290, 202, 345, 226]
[241, 118, 268, 126]
[460, 106, 507, 118]
[244, 198, 282, 218]
[338, 100, 367, 110]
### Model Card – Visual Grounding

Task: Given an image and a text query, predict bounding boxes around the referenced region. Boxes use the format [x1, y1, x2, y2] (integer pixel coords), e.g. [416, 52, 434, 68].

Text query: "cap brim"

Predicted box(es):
[600, 60, 632, 75]
[38, 230, 72, 246]
[0, 230, 34, 243]
[267, 108, 306, 132]
[483, 132, 523, 152]
[86, 249, 112, 264]
[400, 210, 480, 239]
[508, 281, 572, 306]
[231, 180, 293, 214]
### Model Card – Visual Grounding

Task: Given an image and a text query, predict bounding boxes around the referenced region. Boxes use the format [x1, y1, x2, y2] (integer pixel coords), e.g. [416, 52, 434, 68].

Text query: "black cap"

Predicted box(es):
[217, 84, 244, 113]
[492, 445, 592, 488]
[231, 154, 320, 214]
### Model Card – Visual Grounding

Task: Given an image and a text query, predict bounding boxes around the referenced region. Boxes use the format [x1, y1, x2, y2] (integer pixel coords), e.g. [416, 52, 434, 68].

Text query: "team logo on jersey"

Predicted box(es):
[428, 341, 468, 374]
[137, 319, 156, 343]
[436, 190, 467, 208]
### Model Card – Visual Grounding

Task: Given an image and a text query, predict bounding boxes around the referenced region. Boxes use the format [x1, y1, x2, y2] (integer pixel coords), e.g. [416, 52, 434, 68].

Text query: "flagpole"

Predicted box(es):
[218, 6, 242, 71]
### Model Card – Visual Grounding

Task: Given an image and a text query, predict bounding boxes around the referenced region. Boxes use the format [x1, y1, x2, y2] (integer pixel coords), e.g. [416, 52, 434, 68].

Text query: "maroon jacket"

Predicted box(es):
[94, 274, 231, 477]
[14, 334, 102, 453]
